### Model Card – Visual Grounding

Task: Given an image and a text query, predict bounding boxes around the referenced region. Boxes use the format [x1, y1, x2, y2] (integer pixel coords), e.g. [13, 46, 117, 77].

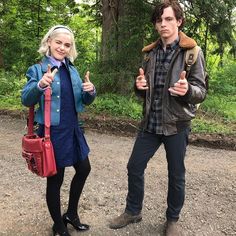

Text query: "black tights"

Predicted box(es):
[46, 157, 91, 230]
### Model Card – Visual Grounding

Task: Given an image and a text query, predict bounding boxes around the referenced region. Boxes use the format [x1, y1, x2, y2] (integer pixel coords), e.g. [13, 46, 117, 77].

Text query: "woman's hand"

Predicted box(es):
[39, 65, 58, 88]
[82, 71, 95, 93]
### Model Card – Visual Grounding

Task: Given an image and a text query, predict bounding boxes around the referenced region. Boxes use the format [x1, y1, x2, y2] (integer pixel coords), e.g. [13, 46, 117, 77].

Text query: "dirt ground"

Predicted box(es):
[0, 114, 236, 236]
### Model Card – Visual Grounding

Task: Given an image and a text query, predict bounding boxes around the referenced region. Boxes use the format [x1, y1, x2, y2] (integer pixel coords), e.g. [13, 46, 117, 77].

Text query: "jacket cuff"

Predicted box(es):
[37, 82, 49, 91]
[181, 83, 192, 100]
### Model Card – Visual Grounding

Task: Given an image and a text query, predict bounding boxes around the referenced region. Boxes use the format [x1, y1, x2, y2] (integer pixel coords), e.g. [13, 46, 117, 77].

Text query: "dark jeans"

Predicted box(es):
[125, 128, 189, 221]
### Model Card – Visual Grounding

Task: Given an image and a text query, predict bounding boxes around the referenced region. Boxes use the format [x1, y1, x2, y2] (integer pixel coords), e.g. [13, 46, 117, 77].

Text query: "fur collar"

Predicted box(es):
[142, 31, 197, 52]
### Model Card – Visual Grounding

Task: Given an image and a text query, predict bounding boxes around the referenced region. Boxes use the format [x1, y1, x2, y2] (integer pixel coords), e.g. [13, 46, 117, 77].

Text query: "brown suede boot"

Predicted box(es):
[109, 212, 142, 229]
[165, 221, 183, 236]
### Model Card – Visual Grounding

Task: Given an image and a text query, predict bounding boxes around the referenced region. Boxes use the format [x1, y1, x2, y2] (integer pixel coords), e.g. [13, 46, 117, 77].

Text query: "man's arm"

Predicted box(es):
[169, 49, 207, 105]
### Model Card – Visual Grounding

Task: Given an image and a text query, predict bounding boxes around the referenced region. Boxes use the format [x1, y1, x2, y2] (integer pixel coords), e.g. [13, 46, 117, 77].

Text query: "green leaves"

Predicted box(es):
[0, 0, 79, 73]
[89, 93, 142, 120]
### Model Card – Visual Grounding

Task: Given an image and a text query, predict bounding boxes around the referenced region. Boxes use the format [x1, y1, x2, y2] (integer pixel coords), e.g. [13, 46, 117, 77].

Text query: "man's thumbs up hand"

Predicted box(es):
[179, 71, 186, 82]
[136, 68, 148, 90]
[139, 68, 144, 76]
[168, 70, 188, 96]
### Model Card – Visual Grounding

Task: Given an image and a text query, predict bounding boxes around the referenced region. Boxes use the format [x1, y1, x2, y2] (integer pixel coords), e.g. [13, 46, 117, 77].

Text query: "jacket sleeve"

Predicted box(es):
[21, 65, 44, 107]
[82, 90, 96, 105]
[181, 49, 207, 104]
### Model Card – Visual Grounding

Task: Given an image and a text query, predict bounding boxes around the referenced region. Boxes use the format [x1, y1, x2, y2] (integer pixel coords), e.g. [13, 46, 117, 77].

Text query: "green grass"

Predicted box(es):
[192, 116, 235, 134]
[88, 93, 142, 120]
[1, 65, 236, 135]
[1, 92, 235, 135]
[89, 94, 236, 134]
[201, 94, 236, 121]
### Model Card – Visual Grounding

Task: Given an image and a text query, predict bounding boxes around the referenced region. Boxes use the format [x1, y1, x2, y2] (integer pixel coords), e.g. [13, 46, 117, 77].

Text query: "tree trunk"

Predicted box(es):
[101, 0, 120, 61]
[100, 0, 145, 94]
[0, 49, 4, 69]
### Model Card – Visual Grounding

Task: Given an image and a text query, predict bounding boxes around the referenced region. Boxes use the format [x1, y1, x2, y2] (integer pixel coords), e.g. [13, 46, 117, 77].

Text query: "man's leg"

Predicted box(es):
[109, 131, 161, 229]
[126, 131, 162, 214]
[163, 128, 189, 221]
[163, 128, 189, 236]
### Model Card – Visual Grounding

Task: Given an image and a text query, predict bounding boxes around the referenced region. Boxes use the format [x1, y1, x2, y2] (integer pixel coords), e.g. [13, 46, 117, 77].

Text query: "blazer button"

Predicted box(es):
[56, 109, 60, 112]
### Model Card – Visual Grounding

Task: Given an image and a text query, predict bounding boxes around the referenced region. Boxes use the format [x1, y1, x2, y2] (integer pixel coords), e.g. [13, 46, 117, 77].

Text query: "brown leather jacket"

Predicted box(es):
[136, 31, 207, 136]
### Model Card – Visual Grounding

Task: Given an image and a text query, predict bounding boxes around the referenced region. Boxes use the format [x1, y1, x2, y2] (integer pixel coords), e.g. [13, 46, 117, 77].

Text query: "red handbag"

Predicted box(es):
[22, 88, 57, 177]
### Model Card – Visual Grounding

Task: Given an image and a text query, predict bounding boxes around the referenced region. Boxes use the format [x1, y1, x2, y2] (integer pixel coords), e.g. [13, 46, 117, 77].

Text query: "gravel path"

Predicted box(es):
[0, 115, 235, 236]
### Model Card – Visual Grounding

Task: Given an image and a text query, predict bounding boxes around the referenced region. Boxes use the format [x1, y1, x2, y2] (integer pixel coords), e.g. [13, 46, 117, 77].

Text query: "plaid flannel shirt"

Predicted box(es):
[146, 38, 179, 134]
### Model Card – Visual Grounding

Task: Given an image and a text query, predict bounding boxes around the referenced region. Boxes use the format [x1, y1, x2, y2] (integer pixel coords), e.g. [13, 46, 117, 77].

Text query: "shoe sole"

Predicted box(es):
[109, 217, 142, 229]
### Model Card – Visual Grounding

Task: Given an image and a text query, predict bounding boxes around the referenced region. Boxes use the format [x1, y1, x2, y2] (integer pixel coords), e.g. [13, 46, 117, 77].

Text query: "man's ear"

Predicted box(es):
[177, 19, 182, 27]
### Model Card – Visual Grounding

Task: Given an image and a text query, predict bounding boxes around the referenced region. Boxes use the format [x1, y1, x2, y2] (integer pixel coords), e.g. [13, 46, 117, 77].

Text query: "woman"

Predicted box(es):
[21, 25, 96, 236]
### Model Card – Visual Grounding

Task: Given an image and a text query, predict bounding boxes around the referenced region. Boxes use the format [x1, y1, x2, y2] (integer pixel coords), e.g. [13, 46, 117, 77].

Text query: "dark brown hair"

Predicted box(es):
[151, 0, 185, 29]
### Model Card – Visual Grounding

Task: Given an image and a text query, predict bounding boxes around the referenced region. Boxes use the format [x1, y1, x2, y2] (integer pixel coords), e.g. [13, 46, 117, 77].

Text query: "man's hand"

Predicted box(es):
[39, 64, 58, 88]
[168, 71, 189, 96]
[136, 68, 149, 90]
[83, 71, 95, 92]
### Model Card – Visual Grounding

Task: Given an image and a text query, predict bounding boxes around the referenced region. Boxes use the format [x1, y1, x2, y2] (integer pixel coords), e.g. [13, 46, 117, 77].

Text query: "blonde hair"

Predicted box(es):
[38, 25, 78, 62]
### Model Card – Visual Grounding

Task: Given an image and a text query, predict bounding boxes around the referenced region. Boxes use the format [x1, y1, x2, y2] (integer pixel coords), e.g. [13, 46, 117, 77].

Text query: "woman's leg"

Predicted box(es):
[66, 157, 91, 217]
[46, 167, 65, 231]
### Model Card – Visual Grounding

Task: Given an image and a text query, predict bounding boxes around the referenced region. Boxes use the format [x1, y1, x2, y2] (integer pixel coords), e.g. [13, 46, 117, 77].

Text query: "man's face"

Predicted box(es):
[155, 6, 182, 43]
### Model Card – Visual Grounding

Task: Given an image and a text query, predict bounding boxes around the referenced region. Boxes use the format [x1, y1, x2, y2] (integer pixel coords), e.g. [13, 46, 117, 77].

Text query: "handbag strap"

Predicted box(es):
[27, 87, 51, 138]
[28, 106, 35, 135]
[44, 88, 51, 139]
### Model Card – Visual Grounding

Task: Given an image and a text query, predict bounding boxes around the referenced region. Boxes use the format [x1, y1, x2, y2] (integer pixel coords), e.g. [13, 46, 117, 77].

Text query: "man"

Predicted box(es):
[109, 1, 207, 236]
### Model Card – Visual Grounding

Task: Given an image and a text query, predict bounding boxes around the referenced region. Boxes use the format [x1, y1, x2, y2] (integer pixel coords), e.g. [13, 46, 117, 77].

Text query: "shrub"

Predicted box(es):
[0, 70, 26, 110]
[88, 93, 142, 120]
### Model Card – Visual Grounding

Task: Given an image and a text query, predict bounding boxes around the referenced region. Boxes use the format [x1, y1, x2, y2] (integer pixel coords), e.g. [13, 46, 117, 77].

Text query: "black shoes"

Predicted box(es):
[52, 224, 71, 236]
[62, 213, 90, 231]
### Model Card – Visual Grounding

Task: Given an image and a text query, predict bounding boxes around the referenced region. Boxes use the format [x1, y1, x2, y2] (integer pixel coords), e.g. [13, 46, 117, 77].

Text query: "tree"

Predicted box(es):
[0, 0, 77, 73]
[181, 0, 236, 65]
[101, 0, 120, 61]
[96, 0, 236, 93]
[98, 0, 152, 94]
[1, 0, 235, 78]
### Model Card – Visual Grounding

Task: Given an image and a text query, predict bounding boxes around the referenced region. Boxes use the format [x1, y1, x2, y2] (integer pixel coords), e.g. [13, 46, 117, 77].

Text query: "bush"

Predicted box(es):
[0, 70, 26, 110]
[201, 62, 236, 121]
[88, 93, 142, 120]
[209, 62, 236, 95]
[0, 61, 235, 135]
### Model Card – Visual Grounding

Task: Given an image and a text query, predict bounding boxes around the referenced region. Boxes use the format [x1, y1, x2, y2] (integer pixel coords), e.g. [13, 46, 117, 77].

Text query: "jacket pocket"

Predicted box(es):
[167, 97, 196, 121]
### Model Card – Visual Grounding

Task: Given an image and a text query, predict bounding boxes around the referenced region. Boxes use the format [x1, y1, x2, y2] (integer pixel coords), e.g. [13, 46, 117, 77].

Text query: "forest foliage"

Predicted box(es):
[0, 0, 235, 134]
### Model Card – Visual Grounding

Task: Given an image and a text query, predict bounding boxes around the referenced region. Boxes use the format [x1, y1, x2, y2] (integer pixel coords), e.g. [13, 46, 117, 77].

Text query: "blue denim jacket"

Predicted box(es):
[21, 56, 96, 125]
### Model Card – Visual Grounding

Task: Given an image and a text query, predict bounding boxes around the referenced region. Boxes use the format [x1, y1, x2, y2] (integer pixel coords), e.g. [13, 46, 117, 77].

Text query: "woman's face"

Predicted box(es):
[47, 33, 72, 61]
